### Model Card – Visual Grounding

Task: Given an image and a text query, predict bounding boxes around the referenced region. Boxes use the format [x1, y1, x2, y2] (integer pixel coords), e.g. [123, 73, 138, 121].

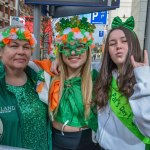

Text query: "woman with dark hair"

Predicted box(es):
[94, 16, 150, 150]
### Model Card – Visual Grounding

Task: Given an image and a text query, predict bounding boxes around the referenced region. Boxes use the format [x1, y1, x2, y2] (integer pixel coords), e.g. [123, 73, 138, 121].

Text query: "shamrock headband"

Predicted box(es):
[54, 16, 96, 56]
[111, 16, 135, 31]
[0, 27, 37, 48]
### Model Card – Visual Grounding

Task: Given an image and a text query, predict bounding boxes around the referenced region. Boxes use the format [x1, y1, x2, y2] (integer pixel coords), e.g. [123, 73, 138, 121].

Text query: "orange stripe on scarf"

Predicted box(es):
[33, 59, 54, 76]
[36, 82, 44, 93]
[49, 79, 60, 111]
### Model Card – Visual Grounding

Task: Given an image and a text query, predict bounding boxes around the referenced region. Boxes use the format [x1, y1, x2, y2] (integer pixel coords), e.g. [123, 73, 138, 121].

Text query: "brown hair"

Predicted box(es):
[94, 26, 142, 108]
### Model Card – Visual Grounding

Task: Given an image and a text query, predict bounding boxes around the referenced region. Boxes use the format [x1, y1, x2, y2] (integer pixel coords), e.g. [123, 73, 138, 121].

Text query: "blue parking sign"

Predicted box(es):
[91, 11, 107, 24]
[99, 31, 104, 37]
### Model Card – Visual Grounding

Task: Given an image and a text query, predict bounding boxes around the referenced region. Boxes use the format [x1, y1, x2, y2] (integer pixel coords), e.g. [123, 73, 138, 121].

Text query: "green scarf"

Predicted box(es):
[109, 77, 150, 149]
[55, 77, 98, 132]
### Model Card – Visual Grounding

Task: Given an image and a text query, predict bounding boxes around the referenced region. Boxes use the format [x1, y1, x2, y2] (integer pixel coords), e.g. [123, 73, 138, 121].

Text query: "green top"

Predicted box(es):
[55, 70, 98, 132]
[0, 61, 51, 150]
[6, 79, 48, 150]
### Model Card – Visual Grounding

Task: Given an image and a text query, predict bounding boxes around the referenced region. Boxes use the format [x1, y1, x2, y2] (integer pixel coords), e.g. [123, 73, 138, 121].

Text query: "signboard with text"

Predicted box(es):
[10, 16, 25, 26]
[91, 11, 107, 24]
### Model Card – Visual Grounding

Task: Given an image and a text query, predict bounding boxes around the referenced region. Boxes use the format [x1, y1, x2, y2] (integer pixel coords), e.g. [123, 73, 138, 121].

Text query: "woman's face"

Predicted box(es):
[62, 42, 88, 75]
[108, 29, 129, 69]
[1, 39, 32, 71]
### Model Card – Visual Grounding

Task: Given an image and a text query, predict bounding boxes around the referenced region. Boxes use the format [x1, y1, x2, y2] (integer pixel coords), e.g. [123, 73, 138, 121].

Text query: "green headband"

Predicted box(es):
[111, 16, 135, 31]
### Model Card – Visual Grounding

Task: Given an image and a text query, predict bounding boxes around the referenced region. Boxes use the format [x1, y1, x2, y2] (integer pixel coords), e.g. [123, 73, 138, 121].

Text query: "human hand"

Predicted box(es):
[50, 59, 60, 75]
[131, 50, 149, 68]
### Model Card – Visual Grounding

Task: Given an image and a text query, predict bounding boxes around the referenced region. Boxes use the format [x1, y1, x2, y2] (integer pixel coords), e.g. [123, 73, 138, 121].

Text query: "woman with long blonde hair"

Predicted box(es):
[48, 16, 100, 150]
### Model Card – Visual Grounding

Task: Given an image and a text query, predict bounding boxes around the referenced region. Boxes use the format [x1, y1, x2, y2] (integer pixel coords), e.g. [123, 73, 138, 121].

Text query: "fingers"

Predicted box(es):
[131, 50, 149, 68]
[51, 67, 59, 75]
[143, 50, 149, 65]
[55, 66, 60, 75]
[50, 61, 60, 75]
[130, 55, 136, 68]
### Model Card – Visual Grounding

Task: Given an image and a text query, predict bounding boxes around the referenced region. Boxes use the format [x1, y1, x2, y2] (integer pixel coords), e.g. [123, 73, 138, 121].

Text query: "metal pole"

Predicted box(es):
[144, 0, 150, 61]
[16, 0, 19, 17]
[32, 5, 41, 60]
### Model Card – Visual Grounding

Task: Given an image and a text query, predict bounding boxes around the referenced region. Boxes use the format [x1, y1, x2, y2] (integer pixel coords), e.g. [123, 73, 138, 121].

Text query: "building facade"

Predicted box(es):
[0, 0, 32, 28]
[0, 0, 16, 28]
[131, 0, 148, 49]
[108, 0, 148, 49]
[108, 0, 132, 22]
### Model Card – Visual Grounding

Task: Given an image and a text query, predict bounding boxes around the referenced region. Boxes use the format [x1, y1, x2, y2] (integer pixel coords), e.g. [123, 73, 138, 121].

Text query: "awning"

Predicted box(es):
[25, 0, 120, 18]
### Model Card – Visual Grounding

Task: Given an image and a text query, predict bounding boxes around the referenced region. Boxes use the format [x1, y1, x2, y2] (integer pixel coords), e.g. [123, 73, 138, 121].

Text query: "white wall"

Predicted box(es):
[131, 0, 148, 49]
[108, 0, 132, 27]
[108, 0, 148, 49]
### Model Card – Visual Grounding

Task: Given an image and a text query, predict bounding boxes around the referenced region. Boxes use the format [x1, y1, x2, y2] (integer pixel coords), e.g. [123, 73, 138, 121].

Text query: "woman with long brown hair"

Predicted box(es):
[94, 16, 150, 150]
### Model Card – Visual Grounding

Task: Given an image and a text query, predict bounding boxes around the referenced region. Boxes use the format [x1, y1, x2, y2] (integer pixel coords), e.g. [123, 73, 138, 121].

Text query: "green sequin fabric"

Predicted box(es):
[0, 61, 5, 80]
[6, 79, 48, 150]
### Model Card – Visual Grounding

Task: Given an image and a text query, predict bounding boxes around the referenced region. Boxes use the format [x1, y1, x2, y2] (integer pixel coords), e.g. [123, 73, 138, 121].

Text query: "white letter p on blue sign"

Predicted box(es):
[91, 11, 107, 24]
[92, 12, 98, 20]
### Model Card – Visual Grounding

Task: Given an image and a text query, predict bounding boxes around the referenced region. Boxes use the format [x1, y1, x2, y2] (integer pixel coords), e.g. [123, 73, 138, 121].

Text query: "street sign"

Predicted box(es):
[99, 31, 104, 37]
[10, 16, 25, 26]
[91, 11, 107, 24]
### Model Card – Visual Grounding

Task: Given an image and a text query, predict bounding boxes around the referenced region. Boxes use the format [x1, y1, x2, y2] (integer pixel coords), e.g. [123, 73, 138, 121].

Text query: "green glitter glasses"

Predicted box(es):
[59, 41, 89, 57]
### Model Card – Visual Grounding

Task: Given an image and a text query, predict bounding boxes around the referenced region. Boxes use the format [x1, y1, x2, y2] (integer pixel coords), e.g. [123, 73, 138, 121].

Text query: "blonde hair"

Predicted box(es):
[52, 48, 93, 118]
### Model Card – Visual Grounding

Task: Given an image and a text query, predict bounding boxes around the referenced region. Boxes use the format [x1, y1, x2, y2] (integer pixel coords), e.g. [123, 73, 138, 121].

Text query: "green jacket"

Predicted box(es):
[0, 61, 52, 150]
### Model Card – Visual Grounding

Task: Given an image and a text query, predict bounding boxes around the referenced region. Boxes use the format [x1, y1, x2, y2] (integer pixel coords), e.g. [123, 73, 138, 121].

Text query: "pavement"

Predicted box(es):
[91, 59, 101, 71]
